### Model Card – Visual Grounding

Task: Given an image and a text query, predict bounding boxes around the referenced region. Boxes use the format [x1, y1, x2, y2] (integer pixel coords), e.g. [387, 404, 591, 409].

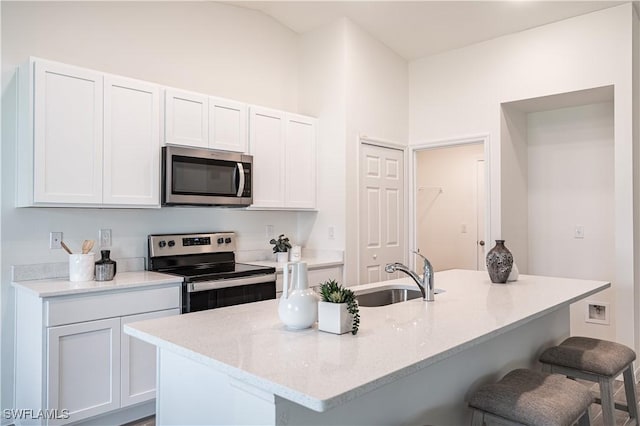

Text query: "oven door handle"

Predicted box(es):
[236, 162, 245, 197]
[187, 273, 276, 293]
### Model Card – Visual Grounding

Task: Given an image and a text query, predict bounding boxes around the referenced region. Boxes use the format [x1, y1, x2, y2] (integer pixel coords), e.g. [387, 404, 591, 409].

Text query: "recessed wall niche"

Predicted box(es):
[500, 85, 615, 340]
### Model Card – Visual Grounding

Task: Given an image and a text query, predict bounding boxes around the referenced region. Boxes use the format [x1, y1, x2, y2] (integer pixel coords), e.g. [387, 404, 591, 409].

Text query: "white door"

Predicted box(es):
[33, 60, 103, 204]
[47, 318, 121, 425]
[249, 106, 286, 208]
[103, 75, 160, 206]
[121, 308, 179, 407]
[476, 159, 486, 270]
[359, 143, 405, 284]
[164, 88, 208, 148]
[285, 114, 316, 209]
[209, 96, 247, 152]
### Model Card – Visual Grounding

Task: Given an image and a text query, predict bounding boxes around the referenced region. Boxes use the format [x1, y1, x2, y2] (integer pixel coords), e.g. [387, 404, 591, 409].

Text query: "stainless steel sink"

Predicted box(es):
[355, 286, 446, 307]
[356, 288, 422, 307]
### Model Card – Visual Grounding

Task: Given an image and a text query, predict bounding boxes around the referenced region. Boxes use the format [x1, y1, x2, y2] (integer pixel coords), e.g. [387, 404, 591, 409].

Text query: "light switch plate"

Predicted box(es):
[50, 232, 63, 249]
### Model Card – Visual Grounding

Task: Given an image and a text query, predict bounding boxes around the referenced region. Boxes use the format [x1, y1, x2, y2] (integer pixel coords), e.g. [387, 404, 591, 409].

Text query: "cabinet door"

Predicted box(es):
[285, 114, 317, 209]
[104, 76, 160, 206]
[33, 60, 103, 204]
[249, 107, 286, 208]
[47, 318, 121, 425]
[164, 89, 208, 148]
[209, 96, 247, 152]
[120, 308, 180, 407]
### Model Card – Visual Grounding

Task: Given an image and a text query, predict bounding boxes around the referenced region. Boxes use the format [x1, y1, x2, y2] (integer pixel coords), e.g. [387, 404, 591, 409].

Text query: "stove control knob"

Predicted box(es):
[158, 241, 167, 248]
[168, 240, 175, 247]
[225, 237, 232, 244]
[217, 238, 224, 244]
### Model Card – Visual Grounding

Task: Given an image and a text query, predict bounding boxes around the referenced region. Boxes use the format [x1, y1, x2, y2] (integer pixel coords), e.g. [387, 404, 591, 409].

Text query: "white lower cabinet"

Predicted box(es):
[121, 309, 179, 407]
[14, 283, 181, 425]
[47, 318, 121, 425]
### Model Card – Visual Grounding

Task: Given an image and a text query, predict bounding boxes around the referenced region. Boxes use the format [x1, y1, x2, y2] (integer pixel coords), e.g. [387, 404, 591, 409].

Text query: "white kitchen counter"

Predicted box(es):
[124, 269, 609, 425]
[245, 257, 344, 271]
[12, 270, 182, 297]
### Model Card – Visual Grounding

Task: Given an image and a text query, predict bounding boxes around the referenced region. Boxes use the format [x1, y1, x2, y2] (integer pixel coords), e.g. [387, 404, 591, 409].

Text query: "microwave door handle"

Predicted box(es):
[236, 162, 245, 197]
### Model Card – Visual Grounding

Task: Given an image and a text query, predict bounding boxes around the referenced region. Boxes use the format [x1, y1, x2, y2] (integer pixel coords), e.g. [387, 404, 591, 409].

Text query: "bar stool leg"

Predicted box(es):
[622, 365, 639, 421]
[470, 410, 484, 426]
[599, 377, 617, 426]
[577, 409, 591, 426]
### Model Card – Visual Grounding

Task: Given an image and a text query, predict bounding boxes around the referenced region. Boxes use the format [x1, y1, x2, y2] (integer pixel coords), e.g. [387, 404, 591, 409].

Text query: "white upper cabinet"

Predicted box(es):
[32, 60, 104, 205]
[285, 114, 316, 209]
[17, 58, 161, 208]
[249, 107, 286, 208]
[164, 89, 248, 153]
[209, 96, 247, 152]
[249, 107, 317, 210]
[104, 76, 160, 206]
[164, 89, 208, 148]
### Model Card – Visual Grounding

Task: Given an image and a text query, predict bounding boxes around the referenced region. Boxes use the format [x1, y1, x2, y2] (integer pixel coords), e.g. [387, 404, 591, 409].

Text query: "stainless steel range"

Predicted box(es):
[147, 232, 276, 313]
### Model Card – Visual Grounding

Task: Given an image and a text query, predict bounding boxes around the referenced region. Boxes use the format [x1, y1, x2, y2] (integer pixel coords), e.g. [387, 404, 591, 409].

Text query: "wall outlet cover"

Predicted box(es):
[585, 301, 610, 325]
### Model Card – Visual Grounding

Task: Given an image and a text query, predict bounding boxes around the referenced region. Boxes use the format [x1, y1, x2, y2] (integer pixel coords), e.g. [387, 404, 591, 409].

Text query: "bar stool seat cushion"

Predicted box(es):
[469, 369, 593, 426]
[539, 336, 636, 376]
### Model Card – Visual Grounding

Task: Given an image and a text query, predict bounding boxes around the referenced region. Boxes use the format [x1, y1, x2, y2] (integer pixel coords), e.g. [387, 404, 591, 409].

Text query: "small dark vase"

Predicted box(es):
[95, 250, 117, 281]
[486, 240, 513, 283]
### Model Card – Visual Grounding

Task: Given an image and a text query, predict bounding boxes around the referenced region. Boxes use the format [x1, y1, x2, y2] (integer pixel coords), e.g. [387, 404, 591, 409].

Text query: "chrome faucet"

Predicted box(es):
[384, 251, 435, 301]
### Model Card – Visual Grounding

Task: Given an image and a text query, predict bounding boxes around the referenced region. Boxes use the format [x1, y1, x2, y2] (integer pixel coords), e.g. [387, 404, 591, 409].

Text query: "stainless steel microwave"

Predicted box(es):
[162, 145, 252, 207]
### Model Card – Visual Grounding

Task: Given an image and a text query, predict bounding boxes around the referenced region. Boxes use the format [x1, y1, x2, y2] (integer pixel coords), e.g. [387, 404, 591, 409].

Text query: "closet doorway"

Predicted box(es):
[413, 140, 487, 272]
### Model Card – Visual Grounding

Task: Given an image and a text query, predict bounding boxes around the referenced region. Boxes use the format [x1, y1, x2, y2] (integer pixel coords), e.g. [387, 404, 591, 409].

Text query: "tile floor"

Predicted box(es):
[123, 380, 640, 426]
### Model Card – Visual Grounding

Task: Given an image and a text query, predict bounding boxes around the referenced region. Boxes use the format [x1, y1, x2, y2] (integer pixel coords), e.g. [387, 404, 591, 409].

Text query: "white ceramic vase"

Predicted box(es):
[318, 301, 352, 334]
[278, 262, 318, 329]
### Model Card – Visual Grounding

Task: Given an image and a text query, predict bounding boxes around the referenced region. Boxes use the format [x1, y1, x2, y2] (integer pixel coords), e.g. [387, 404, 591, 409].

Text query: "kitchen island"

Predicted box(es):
[124, 269, 609, 425]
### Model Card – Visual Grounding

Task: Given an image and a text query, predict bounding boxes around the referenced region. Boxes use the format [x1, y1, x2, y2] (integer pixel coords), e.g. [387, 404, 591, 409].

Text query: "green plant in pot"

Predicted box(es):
[318, 279, 360, 335]
[270, 234, 292, 263]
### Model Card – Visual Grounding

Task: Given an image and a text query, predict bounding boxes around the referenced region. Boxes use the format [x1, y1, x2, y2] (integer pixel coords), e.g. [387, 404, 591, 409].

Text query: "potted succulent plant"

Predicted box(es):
[270, 234, 292, 263]
[318, 279, 360, 335]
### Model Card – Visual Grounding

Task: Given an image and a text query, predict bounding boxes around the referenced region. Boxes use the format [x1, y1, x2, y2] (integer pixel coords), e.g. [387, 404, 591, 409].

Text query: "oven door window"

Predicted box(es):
[186, 282, 276, 312]
[172, 155, 237, 196]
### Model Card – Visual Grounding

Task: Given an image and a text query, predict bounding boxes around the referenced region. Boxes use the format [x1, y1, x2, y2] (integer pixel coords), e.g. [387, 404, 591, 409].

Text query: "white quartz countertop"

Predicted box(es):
[245, 257, 343, 272]
[12, 271, 182, 297]
[124, 269, 609, 412]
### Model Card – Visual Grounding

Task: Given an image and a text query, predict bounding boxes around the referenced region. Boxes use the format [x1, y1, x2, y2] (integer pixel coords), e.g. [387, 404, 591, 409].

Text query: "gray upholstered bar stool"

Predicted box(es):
[468, 368, 593, 425]
[539, 336, 639, 426]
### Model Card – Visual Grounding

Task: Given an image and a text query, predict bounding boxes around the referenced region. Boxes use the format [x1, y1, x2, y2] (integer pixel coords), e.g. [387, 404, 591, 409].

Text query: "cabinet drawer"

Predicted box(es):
[46, 285, 180, 327]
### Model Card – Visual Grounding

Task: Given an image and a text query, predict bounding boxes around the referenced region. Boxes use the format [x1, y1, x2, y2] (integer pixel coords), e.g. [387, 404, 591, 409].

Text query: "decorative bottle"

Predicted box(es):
[95, 250, 117, 281]
[486, 240, 513, 283]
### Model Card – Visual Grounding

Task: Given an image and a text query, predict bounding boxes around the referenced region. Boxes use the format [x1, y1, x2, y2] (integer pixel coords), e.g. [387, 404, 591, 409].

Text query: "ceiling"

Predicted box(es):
[226, 1, 627, 60]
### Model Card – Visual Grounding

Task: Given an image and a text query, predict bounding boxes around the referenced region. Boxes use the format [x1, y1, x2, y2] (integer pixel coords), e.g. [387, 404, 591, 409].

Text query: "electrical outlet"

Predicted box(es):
[574, 225, 585, 239]
[50, 232, 63, 249]
[328, 226, 335, 240]
[99, 229, 112, 248]
[265, 225, 274, 239]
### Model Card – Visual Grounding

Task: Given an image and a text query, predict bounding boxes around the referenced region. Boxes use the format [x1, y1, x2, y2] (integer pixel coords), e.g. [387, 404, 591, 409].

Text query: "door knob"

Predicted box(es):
[479, 240, 485, 246]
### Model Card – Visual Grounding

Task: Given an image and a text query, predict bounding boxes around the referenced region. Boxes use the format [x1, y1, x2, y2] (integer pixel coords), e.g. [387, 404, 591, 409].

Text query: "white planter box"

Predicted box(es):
[318, 301, 352, 335]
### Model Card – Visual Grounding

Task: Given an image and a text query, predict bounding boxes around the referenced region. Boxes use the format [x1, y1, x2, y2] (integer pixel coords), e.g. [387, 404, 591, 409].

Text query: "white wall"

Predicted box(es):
[416, 143, 484, 271]
[527, 102, 615, 340]
[410, 4, 638, 351]
[343, 20, 408, 285]
[297, 19, 348, 254]
[0, 1, 304, 416]
[298, 18, 408, 285]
